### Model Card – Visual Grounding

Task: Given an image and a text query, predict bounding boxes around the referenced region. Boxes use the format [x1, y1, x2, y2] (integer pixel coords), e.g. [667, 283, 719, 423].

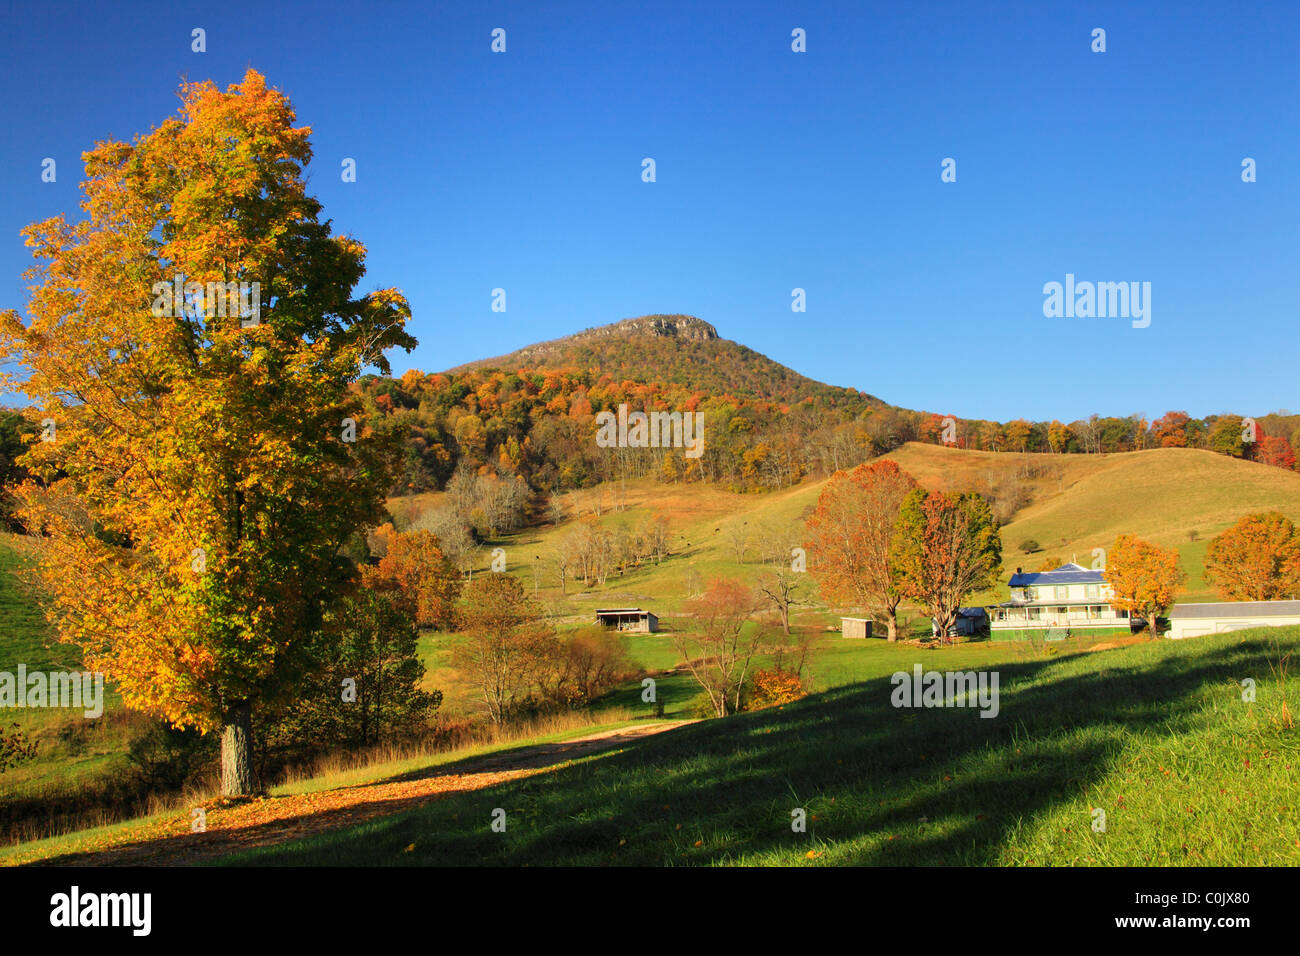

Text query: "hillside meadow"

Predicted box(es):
[213, 628, 1300, 866]
[3, 441, 1298, 845]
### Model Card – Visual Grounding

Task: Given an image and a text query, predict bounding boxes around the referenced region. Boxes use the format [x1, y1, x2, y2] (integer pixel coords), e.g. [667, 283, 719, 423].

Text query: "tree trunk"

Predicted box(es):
[220, 701, 257, 797]
[886, 609, 899, 641]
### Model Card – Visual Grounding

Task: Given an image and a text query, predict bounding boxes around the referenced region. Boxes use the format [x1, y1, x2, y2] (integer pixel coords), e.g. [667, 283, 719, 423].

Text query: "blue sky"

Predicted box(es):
[2, 0, 1296, 422]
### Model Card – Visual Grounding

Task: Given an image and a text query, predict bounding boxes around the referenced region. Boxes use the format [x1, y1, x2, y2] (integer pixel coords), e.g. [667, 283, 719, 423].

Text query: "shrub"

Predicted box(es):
[1018, 539, 1040, 554]
[126, 721, 216, 791]
[748, 668, 808, 709]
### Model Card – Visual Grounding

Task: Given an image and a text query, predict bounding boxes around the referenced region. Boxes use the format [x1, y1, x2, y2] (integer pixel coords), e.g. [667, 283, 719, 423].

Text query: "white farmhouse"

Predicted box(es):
[989, 563, 1132, 633]
[1167, 601, 1300, 639]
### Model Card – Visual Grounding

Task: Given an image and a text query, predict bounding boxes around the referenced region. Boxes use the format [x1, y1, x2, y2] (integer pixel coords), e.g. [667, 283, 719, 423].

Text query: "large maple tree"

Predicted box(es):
[0, 70, 415, 795]
[889, 489, 1002, 641]
[804, 459, 918, 639]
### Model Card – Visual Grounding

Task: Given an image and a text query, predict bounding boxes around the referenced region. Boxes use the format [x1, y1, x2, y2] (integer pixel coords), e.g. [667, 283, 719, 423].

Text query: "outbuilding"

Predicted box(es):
[1167, 600, 1300, 639]
[594, 608, 659, 633]
[932, 607, 990, 638]
[841, 617, 873, 639]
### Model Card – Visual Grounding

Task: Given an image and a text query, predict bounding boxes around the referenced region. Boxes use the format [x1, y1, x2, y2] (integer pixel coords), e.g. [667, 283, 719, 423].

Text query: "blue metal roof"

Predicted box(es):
[1008, 563, 1106, 587]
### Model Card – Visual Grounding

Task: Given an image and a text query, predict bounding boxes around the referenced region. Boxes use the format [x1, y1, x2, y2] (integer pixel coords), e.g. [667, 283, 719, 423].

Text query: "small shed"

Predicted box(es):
[1168, 600, 1300, 640]
[595, 608, 659, 633]
[932, 607, 990, 638]
[841, 617, 873, 639]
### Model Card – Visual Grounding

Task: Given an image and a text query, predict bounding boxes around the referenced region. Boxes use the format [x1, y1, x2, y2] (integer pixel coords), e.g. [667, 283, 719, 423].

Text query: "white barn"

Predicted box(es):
[1167, 601, 1300, 639]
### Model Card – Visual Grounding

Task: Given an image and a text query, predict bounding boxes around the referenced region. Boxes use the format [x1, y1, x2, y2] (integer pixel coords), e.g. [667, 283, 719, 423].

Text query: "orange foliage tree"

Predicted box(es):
[1256, 435, 1296, 470]
[890, 490, 1002, 641]
[0, 70, 415, 795]
[804, 460, 918, 639]
[1204, 512, 1300, 601]
[1104, 535, 1186, 637]
[366, 529, 462, 629]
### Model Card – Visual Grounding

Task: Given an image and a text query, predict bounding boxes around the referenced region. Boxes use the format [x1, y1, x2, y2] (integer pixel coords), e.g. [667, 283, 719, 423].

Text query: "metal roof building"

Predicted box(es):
[1007, 563, 1106, 588]
[594, 608, 659, 633]
[1167, 601, 1300, 639]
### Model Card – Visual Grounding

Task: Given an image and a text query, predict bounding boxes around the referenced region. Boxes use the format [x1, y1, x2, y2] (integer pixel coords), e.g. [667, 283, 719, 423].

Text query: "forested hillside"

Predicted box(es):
[352, 314, 1300, 497]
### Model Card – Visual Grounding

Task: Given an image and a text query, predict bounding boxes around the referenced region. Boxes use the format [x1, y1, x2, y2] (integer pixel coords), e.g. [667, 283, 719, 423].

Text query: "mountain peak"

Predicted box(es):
[443, 314, 880, 407]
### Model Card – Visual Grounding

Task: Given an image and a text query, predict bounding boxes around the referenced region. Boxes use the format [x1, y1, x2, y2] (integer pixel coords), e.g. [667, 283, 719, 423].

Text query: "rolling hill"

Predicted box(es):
[882, 443, 1300, 581]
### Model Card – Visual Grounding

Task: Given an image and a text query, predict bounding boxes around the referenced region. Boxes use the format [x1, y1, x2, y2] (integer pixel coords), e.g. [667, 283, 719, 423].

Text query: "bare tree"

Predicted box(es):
[643, 512, 671, 564]
[546, 494, 567, 527]
[672, 578, 767, 717]
[758, 564, 803, 635]
[554, 547, 570, 596]
[414, 505, 476, 577]
[724, 521, 750, 564]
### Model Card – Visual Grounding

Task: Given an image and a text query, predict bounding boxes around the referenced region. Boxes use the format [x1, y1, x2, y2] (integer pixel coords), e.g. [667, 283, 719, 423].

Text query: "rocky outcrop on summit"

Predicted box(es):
[451, 314, 719, 372]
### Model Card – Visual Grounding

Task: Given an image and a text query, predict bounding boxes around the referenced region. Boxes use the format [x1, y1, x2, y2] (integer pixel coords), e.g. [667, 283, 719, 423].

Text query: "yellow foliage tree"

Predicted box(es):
[0, 70, 415, 795]
[1104, 535, 1186, 638]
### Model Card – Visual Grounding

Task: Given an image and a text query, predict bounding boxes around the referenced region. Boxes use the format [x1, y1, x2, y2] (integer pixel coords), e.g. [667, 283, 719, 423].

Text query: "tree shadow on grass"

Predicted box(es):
[223, 638, 1278, 866]
[24, 725, 680, 866]
[29, 636, 1292, 866]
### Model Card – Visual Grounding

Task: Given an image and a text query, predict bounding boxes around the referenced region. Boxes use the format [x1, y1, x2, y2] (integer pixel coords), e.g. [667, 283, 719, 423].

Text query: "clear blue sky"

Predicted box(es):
[2, 0, 1296, 422]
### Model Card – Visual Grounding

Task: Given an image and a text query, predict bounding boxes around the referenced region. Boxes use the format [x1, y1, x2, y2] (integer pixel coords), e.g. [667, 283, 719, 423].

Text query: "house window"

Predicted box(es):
[1054, 586, 1069, 600]
[1085, 584, 1099, 599]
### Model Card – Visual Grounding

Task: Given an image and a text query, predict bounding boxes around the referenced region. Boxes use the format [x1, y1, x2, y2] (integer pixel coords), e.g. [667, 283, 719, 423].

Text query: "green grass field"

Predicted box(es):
[213, 627, 1300, 866]
[0, 536, 136, 805]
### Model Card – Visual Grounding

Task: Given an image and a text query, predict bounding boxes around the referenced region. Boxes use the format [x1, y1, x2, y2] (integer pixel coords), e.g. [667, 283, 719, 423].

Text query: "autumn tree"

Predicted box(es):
[674, 578, 767, 717]
[533, 626, 632, 708]
[0, 71, 415, 796]
[1151, 411, 1191, 448]
[1046, 420, 1071, 453]
[1256, 435, 1296, 470]
[890, 489, 1002, 641]
[366, 529, 462, 629]
[1204, 512, 1300, 601]
[1004, 419, 1032, 452]
[804, 460, 918, 639]
[1104, 534, 1186, 637]
[1206, 415, 1248, 458]
[453, 574, 555, 723]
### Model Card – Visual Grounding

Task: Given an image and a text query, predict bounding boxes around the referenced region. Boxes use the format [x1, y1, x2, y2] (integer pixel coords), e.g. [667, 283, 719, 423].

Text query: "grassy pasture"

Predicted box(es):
[213, 627, 1300, 867]
[0, 536, 136, 804]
